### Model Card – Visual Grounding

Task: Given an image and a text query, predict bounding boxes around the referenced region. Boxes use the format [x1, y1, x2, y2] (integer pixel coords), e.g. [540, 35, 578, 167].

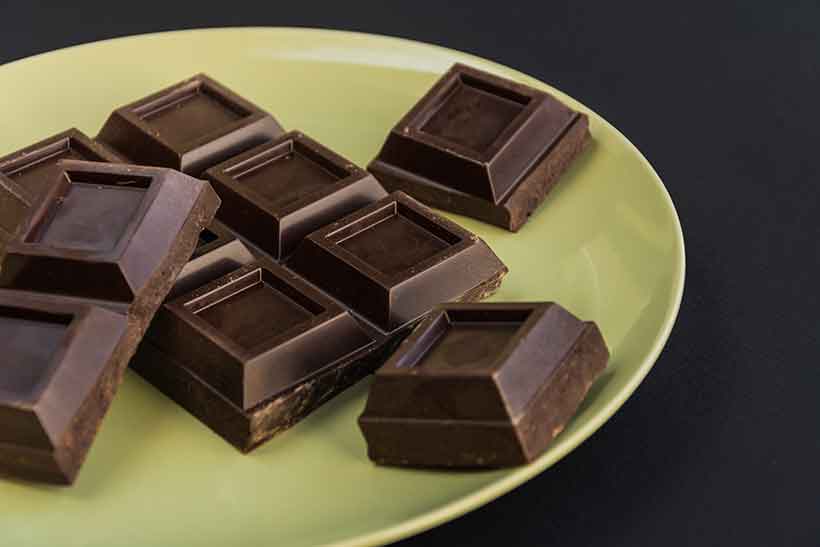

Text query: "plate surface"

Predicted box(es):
[0, 28, 684, 547]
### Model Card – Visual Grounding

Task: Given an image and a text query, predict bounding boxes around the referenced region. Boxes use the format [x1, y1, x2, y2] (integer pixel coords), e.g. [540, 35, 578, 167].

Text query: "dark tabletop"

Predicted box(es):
[2, 1, 818, 545]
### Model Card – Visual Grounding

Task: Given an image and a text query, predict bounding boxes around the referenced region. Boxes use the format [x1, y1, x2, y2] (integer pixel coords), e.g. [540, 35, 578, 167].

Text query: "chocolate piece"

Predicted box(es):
[97, 74, 284, 176]
[134, 259, 391, 451]
[149, 260, 375, 409]
[0, 129, 122, 250]
[0, 292, 129, 485]
[368, 63, 590, 231]
[288, 191, 508, 331]
[0, 160, 219, 484]
[0, 161, 219, 303]
[359, 303, 609, 468]
[205, 131, 388, 259]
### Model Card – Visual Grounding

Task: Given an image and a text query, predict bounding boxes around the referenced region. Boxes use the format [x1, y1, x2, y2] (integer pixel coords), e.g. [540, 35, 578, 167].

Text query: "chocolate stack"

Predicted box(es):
[0, 66, 606, 485]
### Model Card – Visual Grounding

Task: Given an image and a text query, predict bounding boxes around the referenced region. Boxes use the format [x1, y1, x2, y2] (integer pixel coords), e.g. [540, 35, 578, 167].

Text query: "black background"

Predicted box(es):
[2, 1, 818, 545]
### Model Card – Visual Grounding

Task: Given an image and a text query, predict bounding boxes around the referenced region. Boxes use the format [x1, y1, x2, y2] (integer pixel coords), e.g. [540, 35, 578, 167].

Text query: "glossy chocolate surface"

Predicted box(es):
[205, 131, 387, 259]
[97, 74, 284, 176]
[359, 302, 609, 468]
[369, 63, 590, 231]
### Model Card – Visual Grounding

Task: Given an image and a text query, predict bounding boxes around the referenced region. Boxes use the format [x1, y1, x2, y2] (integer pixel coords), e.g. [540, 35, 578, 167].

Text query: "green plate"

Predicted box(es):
[0, 28, 684, 547]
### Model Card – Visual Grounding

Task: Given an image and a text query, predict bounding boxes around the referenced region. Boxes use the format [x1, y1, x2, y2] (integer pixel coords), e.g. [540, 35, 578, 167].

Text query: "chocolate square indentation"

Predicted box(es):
[29, 180, 146, 253]
[205, 132, 387, 259]
[193, 268, 321, 350]
[337, 205, 453, 277]
[421, 77, 526, 153]
[419, 323, 521, 371]
[139, 84, 248, 147]
[0, 307, 69, 394]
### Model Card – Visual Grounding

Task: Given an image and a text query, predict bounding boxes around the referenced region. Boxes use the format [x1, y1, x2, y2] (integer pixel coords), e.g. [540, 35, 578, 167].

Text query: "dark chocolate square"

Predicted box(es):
[288, 191, 508, 331]
[417, 321, 522, 372]
[369, 63, 590, 231]
[205, 131, 387, 259]
[138, 85, 248, 147]
[148, 259, 374, 410]
[0, 129, 122, 238]
[232, 142, 340, 208]
[97, 74, 285, 176]
[359, 303, 609, 468]
[0, 160, 220, 303]
[387, 306, 533, 377]
[0, 291, 129, 484]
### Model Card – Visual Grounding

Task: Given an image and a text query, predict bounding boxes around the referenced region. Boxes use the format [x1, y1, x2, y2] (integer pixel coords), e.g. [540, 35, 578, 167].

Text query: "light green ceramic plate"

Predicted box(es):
[0, 28, 684, 547]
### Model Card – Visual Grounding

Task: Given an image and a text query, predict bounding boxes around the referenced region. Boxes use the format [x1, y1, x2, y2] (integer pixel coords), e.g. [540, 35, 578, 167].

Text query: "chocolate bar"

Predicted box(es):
[288, 191, 508, 330]
[359, 303, 608, 468]
[0, 129, 122, 254]
[205, 131, 387, 259]
[0, 160, 219, 484]
[130, 141, 507, 452]
[97, 74, 284, 176]
[368, 63, 590, 231]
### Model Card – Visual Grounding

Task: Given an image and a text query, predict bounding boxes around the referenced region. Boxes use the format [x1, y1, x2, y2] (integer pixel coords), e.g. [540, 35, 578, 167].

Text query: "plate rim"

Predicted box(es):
[0, 26, 686, 547]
